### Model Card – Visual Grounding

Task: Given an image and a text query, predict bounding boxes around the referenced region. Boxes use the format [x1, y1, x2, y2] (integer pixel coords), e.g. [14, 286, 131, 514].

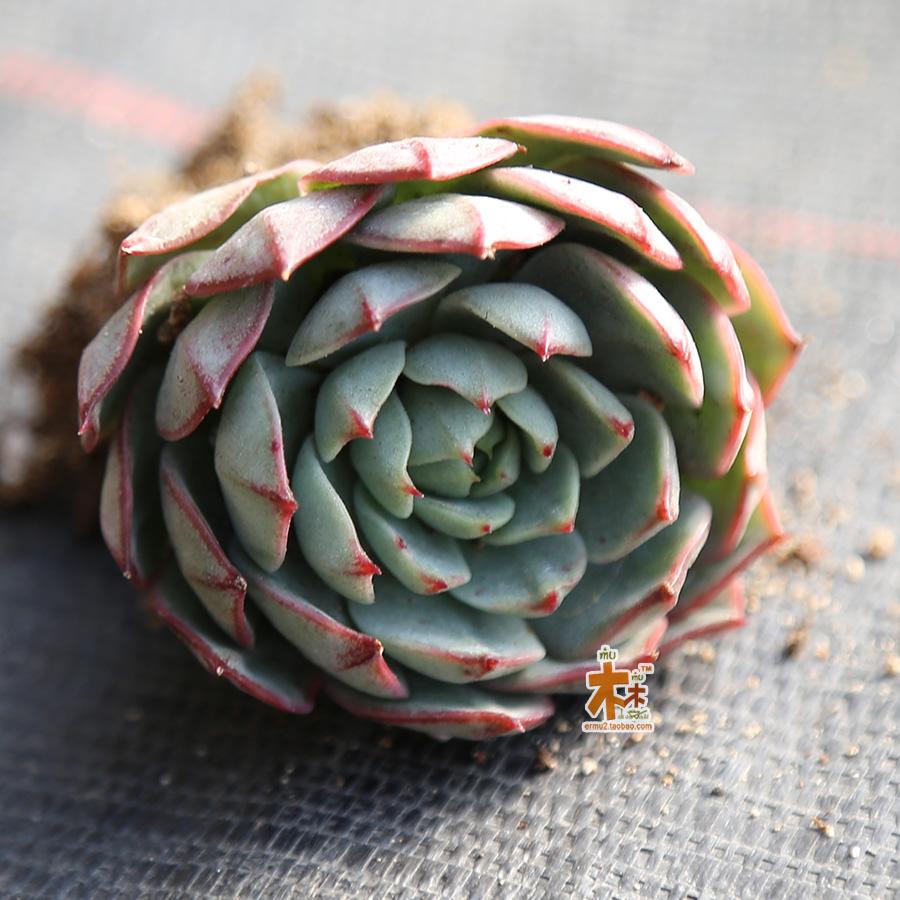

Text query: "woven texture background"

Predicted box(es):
[1, 2, 898, 897]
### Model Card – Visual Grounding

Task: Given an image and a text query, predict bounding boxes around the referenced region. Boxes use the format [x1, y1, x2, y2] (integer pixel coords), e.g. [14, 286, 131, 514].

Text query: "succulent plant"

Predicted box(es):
[78, 115, 801, 740]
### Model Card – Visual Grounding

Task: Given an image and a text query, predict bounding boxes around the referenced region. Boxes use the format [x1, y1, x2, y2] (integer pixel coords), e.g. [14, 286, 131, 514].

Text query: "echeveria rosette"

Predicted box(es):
[78, 116, 801, 740]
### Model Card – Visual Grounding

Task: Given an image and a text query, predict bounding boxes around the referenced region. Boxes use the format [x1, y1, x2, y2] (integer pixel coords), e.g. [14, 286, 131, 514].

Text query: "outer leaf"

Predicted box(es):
[657, 272, 754, 479]
[558, 157, 750, 313]
[214, 353, 318, 572]
[675, 489, 783, 620]
[185, 186, 387, 296]
[159, 438, 252, 647]
[453, 532, 587, 617]
[236, 548, 406, 699]
[577, 394, 680, 564]
[402, 383, 496, 466]
[117, 161, 314, 293]
[349, 393, 421, 518]
[287, 259, 460, 365]
[346, 194, 564, 259]
[292, 437, 380, 603]
[485, 443, 580, 545]
[472, 167, 682, 269]
[78, 252, 209, 451]
[99, 369, 166, 586]
[155, 282, 274, 440]
[534, 493, 711, 660]
[524, 357, 632, 477]
[517, 243, 704, 408]
[302, 136, 521, 185]
[404, 334, 527, 412]
[476, 114, 694, 174]
[437, 283, 592, 362]
[346, 579, 545, 684]
[491, 616, 667, 693]
[413, 493, 515, 539]
[661, 580, 745, 654]
[689, 378, 768, 561]
[730, 241, 804, 406]
[149, 566, 316, 714]
[314, 341, 406, 462]
[325, 669, 554, 740]
[353, 484, 471, 594]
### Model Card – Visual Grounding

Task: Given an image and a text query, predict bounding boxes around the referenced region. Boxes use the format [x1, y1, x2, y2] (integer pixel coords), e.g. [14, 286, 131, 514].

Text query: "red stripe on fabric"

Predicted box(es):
[0, 50, 211, 150]
[698, 201, 900, 263]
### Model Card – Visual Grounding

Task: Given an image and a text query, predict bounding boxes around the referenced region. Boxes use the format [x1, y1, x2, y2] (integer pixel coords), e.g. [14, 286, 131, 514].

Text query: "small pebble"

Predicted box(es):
[533, 746, 557, 773]
[848, 845, 861, 859]
[864, 526, 895, 560]
[780, 535, 826, 568]
[810, 816, 835, 838]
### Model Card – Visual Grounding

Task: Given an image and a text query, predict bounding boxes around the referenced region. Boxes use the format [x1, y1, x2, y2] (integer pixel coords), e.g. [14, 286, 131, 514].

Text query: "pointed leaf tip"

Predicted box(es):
[119, 161, 316, 257]
[476, 115, 694, 174]
[438, 282, 592, 364]
[314, 342, 406, 462]
[78, 252, 209, 451]
[475, 166, 682, 269]
[159, 440, 253, 648]
[185, 185, 387, 296]
[404, 334, 527, 412]
[287, 260, 460, 366]
[346, 193, 564, 259]
[155, 283, 274, 441]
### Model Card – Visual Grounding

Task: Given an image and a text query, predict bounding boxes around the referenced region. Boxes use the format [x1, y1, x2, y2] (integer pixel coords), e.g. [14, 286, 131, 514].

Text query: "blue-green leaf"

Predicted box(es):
[577, 394, 680, 564]
[353, 484, 470, 595]
[413, 492, 515, 539]
[437, 282, 592, 361]
[349, 392, 421, 518]
[314, 341, 405, 462]
[286, 260, 460, 365]
[485, 443, 580, 546]
[215, 353, 318, 572]
[525, 356, 632, 478]
[517, 243, 703, 408]
[346, 579, 545, 683]
[496, 386, 559, 473]
[452, 532, 587, 617]
[402, 382, 496, 466]
[292, 437, 380, 603]
[404, 334, 527, 412]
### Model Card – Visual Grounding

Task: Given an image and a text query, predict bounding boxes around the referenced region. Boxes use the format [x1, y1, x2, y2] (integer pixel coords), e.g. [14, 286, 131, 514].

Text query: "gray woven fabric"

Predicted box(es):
[1, 1, 898, 897]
